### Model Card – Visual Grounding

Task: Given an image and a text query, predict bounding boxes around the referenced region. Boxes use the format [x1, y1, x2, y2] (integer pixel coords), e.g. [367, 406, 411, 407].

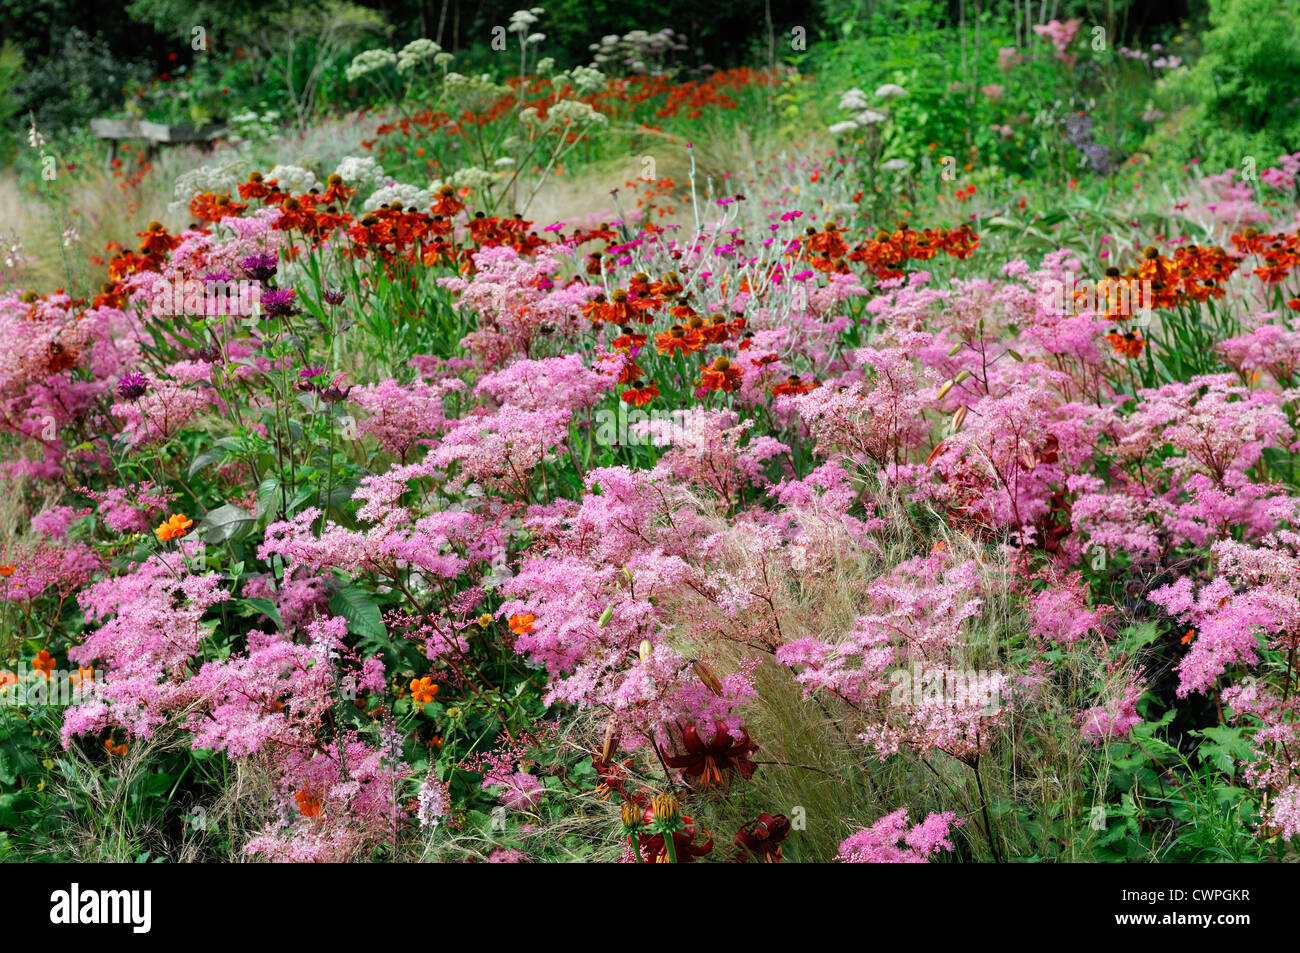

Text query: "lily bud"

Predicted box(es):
[693, 660, 724, 696]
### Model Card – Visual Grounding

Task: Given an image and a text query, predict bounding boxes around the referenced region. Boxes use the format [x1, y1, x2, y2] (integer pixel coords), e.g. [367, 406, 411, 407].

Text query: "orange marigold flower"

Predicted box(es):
[33, 650, 56, 677]
[509, 613, 535, 636]
[155, 513, 193, 542]
[410, 676, 439, 705]
[0, 564, 14, 577]
[104, 738, 129, 757]
[294, 790, 322, 818]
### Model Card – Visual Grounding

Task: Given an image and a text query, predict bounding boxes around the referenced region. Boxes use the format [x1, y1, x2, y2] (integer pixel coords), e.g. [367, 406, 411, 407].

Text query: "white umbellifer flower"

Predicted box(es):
[508, 8, 541, 32]
[874, 83, 908, 99]
[828, 120, 858, 136]
[266, 164, 318, 194]
[880, 158, 913, 172]
[168, 158, 246, 219]
[526, 32, 546, 44]
[536, 56, 555, 75]
[838, 87, 869, 112]
[433, 52, 454, 69]
[397, 38, 441, 73]
[568, 65, 606, 94]
[334, 155, 386, 193]
[449, 167, 497, 191]
[363, 182, 432, 212]
[493, 156, 516, 167]
[548, 98, 606, 126]
[345, 48, 398, 82]
[853, 109, 887, 125]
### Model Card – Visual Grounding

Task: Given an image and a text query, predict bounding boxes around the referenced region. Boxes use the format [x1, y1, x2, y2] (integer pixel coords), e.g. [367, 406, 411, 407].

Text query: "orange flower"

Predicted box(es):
[104, 738, 129, 757]
[1181, 629, 1195, 645]
[1105, 330, 1145, 359]
[410, 676, 439, 705]
[698, 356, 743, 393]
[509, 613, 535, 636]
[70, 666, 96, 688]
[621, 383, 660, 406]
[771, 375, 816, 397]
[655, 324, 703, 356]
[294, 790, 322, 818]
[0, 564, 14, 578]
[32, 650, 56, 677]
[155, 513, 193, 542]
[0, 670, 18, 690]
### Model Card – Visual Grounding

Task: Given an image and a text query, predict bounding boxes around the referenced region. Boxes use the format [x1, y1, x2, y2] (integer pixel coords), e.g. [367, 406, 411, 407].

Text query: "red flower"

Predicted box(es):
[734, 813, 791, 862]
[621, 383, 660, 406]
[663, 721, 758, 788]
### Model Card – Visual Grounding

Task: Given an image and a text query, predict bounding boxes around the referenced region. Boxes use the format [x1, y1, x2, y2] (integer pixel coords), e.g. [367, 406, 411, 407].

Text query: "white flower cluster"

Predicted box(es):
[507, 7, 544, 33]
[397, 38, 441, 73]
[557, 64, 606, 95]
[521, 98, 606, 130]
[334, 155, 387, 193]
[166, 158, 245, 218]
[363, 182, 432, 213]
[266, 164, 318, 194]
[448, 167, 498, 192]
[589, 28, 686, 75]
[346, 48, 397, 82]
[444, 72, 510, 112]
[829, 84, 906, 136]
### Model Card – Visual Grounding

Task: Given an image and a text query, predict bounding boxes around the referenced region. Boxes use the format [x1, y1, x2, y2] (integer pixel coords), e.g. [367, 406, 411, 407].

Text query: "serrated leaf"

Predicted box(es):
[1195, 725, 1254, 775]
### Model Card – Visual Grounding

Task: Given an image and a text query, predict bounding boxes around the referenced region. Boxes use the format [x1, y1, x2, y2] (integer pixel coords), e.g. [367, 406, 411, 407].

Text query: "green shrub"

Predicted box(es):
[1152, 0, 1300, 168]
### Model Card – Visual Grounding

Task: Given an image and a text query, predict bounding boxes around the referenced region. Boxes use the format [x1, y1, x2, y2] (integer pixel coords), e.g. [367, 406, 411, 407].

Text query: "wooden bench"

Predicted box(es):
[90, 118, 227, 169]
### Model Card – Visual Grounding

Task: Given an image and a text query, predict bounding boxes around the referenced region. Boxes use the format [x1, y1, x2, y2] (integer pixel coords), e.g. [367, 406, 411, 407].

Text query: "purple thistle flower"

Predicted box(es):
[240, 252, 278, 282]
[117, 372, 149, 401]
[261, 287, 299, 318]
[323, 287, 346, 306]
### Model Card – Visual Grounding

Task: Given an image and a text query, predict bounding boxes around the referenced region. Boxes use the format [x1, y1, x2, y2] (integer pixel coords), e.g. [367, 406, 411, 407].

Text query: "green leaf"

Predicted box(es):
[241, 597, 283, 631]
[198, 503, 256, 543]
[188, 447, 225, 479]
[330, 585, 386, 641]
[1195, 725, 1254, 775]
